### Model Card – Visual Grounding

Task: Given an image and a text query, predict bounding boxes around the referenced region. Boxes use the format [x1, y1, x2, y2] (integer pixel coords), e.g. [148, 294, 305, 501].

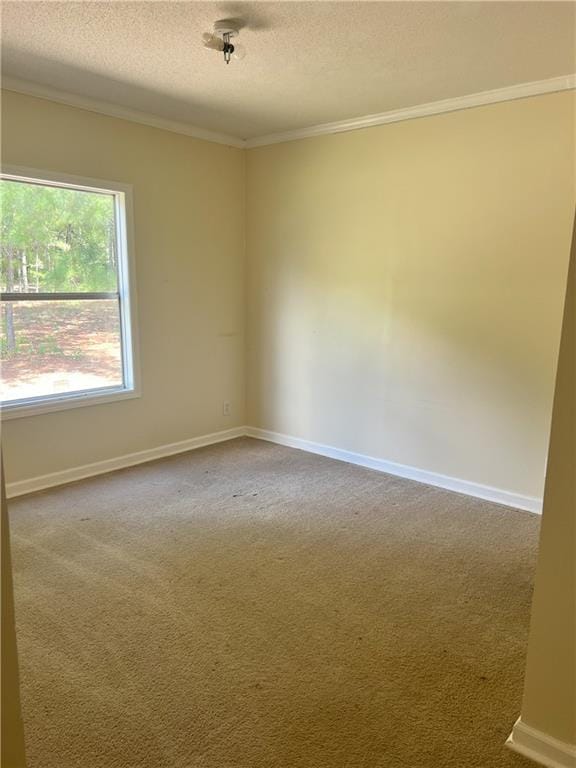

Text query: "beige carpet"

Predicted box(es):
[10, 437, 539, 768]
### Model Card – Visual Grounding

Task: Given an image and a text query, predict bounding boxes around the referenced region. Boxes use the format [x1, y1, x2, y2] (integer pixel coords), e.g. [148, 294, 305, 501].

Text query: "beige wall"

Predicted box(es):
[519, 219, 575, 746]
[1, 90, 574, 500]
[1, 460, 27, 767]
[1, 90, 245, 484]
[246, 92, 575, 499]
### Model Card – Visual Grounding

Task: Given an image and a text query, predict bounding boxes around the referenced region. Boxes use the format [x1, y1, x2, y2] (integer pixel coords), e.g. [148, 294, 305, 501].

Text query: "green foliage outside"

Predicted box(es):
[1, 179, 118, 293]
[1, 179, 119, 361]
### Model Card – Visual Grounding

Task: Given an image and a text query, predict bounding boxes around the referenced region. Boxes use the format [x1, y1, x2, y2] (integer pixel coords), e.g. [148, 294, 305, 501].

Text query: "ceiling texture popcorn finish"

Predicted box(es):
[1, 1, 575, 146]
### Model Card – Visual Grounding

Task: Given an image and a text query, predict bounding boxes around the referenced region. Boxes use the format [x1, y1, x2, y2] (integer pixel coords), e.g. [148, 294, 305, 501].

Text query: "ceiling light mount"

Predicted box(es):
[202, 20, 245, 65]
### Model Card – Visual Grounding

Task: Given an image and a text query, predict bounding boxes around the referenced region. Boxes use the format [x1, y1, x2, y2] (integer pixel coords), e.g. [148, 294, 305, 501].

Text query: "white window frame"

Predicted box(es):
[0, 166, 140, 420]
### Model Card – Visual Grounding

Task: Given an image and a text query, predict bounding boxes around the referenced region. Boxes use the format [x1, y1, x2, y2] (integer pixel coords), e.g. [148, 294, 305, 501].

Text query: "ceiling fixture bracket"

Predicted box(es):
[202, 20, 245, 65]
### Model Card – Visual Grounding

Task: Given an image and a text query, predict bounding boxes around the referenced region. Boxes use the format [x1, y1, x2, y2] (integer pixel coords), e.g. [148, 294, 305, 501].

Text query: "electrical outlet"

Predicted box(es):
[223, 401, 231, 416]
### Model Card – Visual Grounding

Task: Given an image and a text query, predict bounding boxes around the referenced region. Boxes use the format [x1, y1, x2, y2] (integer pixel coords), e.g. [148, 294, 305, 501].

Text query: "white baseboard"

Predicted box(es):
[506, 718, 576, 768]
[244, 427, 542, 514]
[6, 424, 543, 513]
[5, 426, 245, 498]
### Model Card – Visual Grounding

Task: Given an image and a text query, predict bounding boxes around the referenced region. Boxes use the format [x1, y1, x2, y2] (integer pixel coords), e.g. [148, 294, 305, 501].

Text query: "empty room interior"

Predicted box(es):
[1, 2, 575, 768]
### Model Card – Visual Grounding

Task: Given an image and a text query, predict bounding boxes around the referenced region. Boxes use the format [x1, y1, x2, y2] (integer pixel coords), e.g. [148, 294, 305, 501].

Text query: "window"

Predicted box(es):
[0, 168, 139, 418]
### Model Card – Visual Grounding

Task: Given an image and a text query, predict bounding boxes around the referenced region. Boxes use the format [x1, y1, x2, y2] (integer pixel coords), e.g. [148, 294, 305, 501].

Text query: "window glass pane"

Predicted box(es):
[0, 300, 123, 402]
[1, 180, 118, 293]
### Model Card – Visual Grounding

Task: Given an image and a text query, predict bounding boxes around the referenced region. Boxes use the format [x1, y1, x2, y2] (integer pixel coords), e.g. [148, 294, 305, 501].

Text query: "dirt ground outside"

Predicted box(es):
[0, 300, 123, 402]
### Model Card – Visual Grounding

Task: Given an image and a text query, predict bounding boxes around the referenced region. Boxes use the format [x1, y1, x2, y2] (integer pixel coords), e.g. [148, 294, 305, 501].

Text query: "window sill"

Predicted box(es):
[0, 386, 141, 421]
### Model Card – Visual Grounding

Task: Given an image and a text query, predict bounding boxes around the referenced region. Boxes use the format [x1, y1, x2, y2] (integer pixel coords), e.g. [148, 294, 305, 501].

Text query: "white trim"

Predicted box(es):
[245, 74, 576, 148]
[244, 427, 542, 513]
[0, 165, 136, 196]
[1, 387, 140, 421]
[506, 717, 576, 768]
[5, 427, 245, 498]
[0, 165, 142, 420]
[1, 77, 245, 149]
[113, 169, 140, 403]
[3, 74, 575, 150]
[5, 425, 543, 511]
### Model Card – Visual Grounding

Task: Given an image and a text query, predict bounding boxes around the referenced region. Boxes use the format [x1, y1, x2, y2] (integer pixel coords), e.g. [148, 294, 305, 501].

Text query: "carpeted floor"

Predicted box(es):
[10, 437, 539, 768]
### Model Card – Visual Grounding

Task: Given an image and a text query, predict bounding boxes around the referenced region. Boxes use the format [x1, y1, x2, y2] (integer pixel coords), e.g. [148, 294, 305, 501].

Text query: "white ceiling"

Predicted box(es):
[2, 1, 575, 142]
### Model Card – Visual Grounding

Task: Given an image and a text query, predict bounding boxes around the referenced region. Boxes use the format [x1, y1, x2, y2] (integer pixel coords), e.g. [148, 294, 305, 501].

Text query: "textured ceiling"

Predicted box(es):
[1, 1, 575, 140]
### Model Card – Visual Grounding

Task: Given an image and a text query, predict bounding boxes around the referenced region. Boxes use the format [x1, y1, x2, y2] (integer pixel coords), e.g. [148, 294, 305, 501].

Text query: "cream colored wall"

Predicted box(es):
[246, 92, 575, 499]
[519, 219, 575, 746]
[1, 90, 245, 484]
[2, 90, 574, 500]
[1, 460, 27, 767]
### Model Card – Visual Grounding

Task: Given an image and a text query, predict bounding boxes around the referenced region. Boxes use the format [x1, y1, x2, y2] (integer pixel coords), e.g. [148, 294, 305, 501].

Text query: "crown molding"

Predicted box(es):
[3, 73, 575, 151]
[1, 76, 246, 149]
[245, 74, 576, 148]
